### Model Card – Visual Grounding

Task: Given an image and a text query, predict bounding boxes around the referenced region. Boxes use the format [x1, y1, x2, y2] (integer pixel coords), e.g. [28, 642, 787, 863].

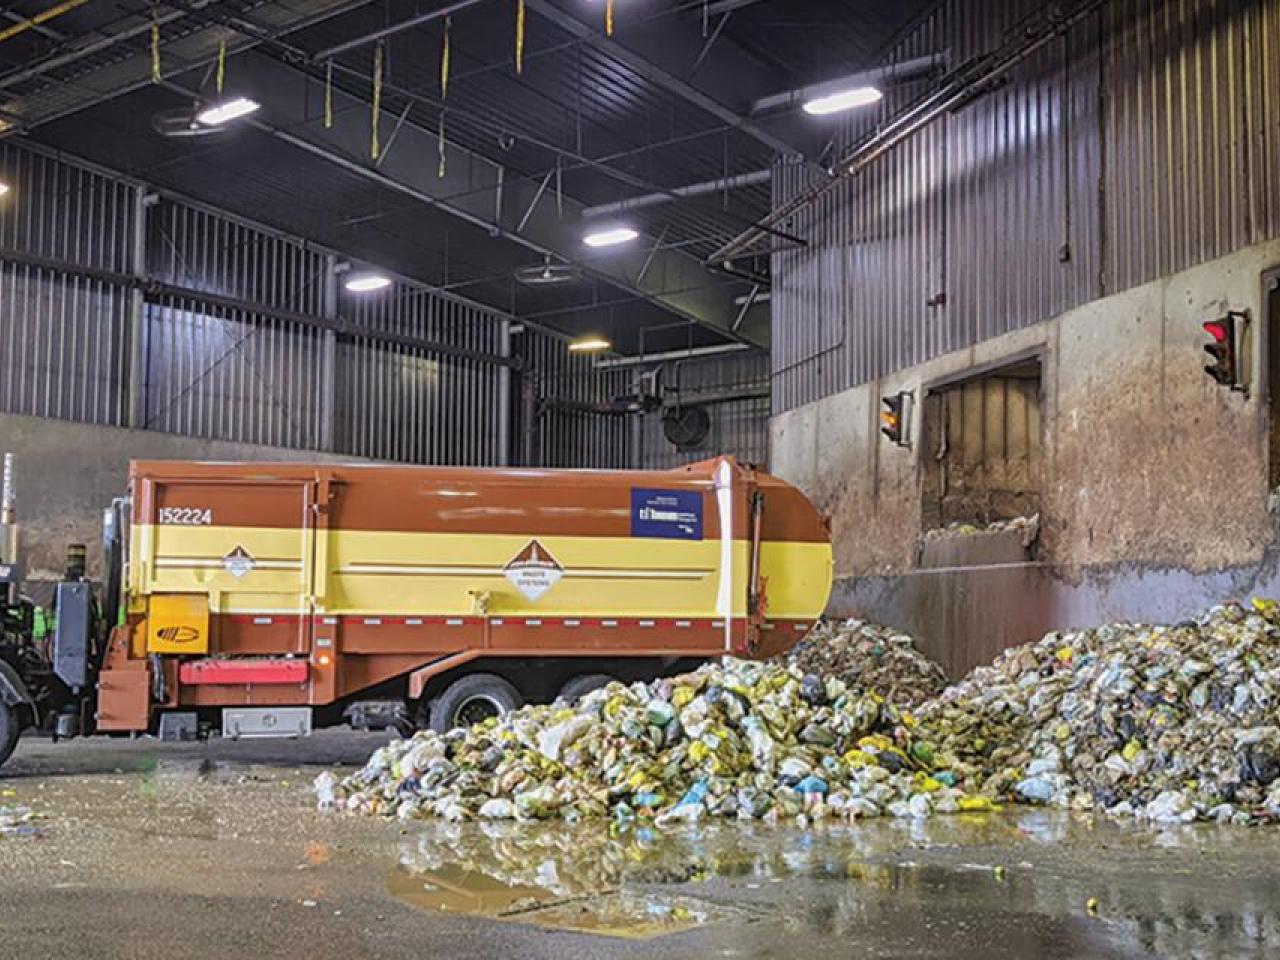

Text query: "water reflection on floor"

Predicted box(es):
[391, 813, 1280, 955]
[2, 736, 1279, 958]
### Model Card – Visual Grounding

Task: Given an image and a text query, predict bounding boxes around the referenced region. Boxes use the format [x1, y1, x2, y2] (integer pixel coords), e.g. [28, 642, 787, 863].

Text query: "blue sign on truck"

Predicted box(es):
[630, 488, 703, 540]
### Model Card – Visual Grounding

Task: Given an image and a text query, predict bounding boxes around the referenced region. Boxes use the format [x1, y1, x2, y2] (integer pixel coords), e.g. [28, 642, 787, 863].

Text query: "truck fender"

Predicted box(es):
[0, 659, 35, 725]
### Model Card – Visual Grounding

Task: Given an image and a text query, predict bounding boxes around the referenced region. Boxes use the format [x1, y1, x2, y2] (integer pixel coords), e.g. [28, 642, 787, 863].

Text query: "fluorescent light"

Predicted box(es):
[569, 336, 611, 353]
[196, 97, 261, 126]
[802, 86, 883, 116]
[733, 291, 772, 306]
[344, 274, 392, 293]
[0, 182, 9, 198]
[583, 226, 638, 248]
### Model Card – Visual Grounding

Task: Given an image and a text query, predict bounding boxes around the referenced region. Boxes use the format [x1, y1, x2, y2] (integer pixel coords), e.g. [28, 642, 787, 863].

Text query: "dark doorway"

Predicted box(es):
[1267, 270, 1280, 491]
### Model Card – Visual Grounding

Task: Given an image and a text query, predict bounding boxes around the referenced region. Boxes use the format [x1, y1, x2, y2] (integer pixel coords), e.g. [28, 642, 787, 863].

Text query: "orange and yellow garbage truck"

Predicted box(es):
[0, 455, 831, 768]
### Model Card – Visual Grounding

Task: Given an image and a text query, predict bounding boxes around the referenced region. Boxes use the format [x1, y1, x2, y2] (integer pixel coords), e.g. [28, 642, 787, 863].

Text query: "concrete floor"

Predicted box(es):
[2, 732, 1278, 959]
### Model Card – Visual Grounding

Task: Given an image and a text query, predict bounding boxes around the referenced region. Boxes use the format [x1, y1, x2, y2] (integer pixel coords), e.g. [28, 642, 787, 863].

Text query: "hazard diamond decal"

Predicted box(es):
[222, 545, 256, 578]
[503, 540, 563, 601]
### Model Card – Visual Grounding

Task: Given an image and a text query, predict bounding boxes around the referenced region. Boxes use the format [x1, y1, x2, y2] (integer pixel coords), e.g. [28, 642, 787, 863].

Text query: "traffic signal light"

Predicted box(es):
[1203, 316, 1235, 386]
[881, 392, 910, 445]
[1202, 310, 1248, 391]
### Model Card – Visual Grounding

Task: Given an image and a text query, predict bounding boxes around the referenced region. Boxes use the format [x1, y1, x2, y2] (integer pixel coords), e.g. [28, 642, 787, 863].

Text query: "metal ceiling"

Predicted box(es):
[1, 0, 934, 354]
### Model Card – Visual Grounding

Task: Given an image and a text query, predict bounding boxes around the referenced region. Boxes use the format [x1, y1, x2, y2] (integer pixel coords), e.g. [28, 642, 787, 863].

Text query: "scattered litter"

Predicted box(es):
[0, 805, 43, 838]
[921, 513, 1040, 545]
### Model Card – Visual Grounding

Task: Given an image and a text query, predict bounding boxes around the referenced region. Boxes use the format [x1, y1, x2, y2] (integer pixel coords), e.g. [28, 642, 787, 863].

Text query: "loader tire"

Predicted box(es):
[558, 673, 614, 704]
[0, 704, 19, 771]
[429, 674, 521, 734]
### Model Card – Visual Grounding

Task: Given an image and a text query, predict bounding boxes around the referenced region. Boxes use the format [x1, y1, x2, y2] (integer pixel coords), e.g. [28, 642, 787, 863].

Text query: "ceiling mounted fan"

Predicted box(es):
[515, 255, 581, 286]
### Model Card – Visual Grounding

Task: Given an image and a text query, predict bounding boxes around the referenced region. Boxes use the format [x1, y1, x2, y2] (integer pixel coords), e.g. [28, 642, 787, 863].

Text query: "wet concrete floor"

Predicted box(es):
[2, 730, 1279, 959]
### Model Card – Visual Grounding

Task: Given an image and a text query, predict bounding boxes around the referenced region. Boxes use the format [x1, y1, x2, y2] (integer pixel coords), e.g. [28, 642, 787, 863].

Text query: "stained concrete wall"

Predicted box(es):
[0, 413, 367, 580]
[772, 238, 1280, 678]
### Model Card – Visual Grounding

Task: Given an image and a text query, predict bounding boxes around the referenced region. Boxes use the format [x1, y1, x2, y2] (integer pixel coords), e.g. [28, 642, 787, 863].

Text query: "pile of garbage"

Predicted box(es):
[321, 600, 1280, 826]
[921, 513, 1040, 545]
[923, 601, 1280, 824]
[780, 619, 947, 707]
[319, 657, 996, 825]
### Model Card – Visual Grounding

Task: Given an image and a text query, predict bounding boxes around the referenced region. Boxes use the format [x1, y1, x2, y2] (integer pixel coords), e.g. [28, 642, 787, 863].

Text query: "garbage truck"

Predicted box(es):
[0, 454, 832, 769]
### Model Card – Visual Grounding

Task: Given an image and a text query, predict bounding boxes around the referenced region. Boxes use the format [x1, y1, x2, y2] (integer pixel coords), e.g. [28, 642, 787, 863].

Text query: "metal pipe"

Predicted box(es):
[592, 342, 753, 369]
[0, 0, 88, 45]
[1, 452, 16, 570]
[582, 169, 772, 219]
[311, 0, 487, 61]
[749, 53, 947, 115]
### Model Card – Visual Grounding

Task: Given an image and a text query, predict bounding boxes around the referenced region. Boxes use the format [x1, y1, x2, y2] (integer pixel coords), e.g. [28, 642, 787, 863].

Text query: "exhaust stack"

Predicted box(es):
[0, 452, 16, 564]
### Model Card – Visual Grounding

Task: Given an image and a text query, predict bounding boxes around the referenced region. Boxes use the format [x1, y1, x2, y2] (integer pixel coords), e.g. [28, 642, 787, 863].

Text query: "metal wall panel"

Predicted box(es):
[515, 329, 632, 469]
[340, 287, 505, 465]
[142, 296, 328, 450]
[772, 0, 1280, 414]
[0, 144, 134, 426]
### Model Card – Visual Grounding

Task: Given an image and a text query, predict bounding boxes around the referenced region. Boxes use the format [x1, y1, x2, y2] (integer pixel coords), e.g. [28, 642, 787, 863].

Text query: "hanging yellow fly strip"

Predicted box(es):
[371, 42, 383, 160]
[606, 0, 614, 37]
[150, 15, 161, 83]
[516, 0, 525, 74]
[441, 16, 451, 97]
[216, 40, 226, 94]
[324, 59, 334, 129]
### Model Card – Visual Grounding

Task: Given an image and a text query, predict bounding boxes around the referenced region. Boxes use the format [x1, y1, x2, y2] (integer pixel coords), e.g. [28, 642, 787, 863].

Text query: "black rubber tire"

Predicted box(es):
[429, 673, 522, 734]
[0, 704, 20, 772]
[558, 673, 614, 704]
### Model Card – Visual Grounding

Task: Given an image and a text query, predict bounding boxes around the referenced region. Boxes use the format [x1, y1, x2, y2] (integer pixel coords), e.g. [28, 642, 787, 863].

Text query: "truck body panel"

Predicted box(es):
[103, 457, 832, 730]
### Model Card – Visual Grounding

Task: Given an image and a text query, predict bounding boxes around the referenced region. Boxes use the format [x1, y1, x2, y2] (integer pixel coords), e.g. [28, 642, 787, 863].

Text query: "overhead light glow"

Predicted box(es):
[0, 182, 9, 198]
[583, 226, 638, 248]
[569, 336, 611, 353]
[196, 97, 261, 126]
[802, 86, 883, 116]
[344, 274, 393, 293]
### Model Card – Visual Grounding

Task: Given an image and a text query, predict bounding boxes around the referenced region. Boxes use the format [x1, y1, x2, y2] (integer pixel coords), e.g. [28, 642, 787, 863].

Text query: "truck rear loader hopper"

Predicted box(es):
[0, 455, 832, 766]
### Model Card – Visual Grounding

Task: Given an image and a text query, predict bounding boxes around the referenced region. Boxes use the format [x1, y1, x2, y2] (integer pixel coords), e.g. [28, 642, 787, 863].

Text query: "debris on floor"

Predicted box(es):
[779, 619, 947, 707]
[923, 600, 1280, 823]
[323, 656, 988, 824]
[0, 805, 42, 838]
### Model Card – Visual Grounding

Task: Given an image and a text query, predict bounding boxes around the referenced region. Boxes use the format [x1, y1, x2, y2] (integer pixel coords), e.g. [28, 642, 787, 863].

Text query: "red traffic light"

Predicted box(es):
[1202, 320, 1229, 343]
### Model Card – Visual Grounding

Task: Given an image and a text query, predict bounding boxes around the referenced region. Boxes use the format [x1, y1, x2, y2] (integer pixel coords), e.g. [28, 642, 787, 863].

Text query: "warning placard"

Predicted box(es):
[503, 540, 564, 601]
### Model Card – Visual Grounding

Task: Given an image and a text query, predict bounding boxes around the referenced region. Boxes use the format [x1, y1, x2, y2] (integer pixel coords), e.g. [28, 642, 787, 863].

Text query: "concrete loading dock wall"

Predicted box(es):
[772, 237, 1280, 678]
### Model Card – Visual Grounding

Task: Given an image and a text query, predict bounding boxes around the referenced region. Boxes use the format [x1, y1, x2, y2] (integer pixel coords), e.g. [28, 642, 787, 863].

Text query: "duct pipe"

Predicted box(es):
[593, 342, 752, 369]
[750, 53, 947, 115]
[581, 169, 772, 220]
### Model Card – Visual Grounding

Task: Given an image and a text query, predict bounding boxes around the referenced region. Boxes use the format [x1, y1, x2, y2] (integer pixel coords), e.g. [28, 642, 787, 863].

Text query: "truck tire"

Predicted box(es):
[429, 674, 522, 734]
[0, 704, 19, 771]
[558, 673, 614, 704]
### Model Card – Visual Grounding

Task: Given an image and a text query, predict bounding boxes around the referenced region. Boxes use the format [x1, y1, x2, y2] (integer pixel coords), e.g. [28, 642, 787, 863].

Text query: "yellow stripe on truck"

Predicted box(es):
[136, 525, 803, 619]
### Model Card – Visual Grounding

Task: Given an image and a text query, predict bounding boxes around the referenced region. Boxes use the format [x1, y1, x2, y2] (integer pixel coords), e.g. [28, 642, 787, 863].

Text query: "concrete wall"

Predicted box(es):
[0, 413, 366, 580]
[772, 237, 1280, 678]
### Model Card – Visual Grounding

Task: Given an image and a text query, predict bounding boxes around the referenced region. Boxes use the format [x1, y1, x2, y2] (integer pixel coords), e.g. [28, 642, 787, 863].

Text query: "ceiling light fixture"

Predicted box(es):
[344, 274, 393, 293]
[0, 182, 10, 198]
[196, 96, 261, 126]
[802, 86, 883, 116]
[583, 226, 638, 248]
[568, 336, 612, 353]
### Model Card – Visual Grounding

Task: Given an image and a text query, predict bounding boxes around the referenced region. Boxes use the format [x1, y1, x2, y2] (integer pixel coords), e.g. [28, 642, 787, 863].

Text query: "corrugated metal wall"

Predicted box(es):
[772, 0, 1280, 413]
[515, 329, 633, 468]
[0, 144, 134, 426]
[0, 143, 520, 466]
[640, 352, 771, 470]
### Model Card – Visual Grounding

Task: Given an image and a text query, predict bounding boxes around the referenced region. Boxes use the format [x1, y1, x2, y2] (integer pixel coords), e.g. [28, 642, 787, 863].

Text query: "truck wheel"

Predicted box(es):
[0, 704, 20, 770]
[558, 674, 614, 704]
[429, 674, 521, 734]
